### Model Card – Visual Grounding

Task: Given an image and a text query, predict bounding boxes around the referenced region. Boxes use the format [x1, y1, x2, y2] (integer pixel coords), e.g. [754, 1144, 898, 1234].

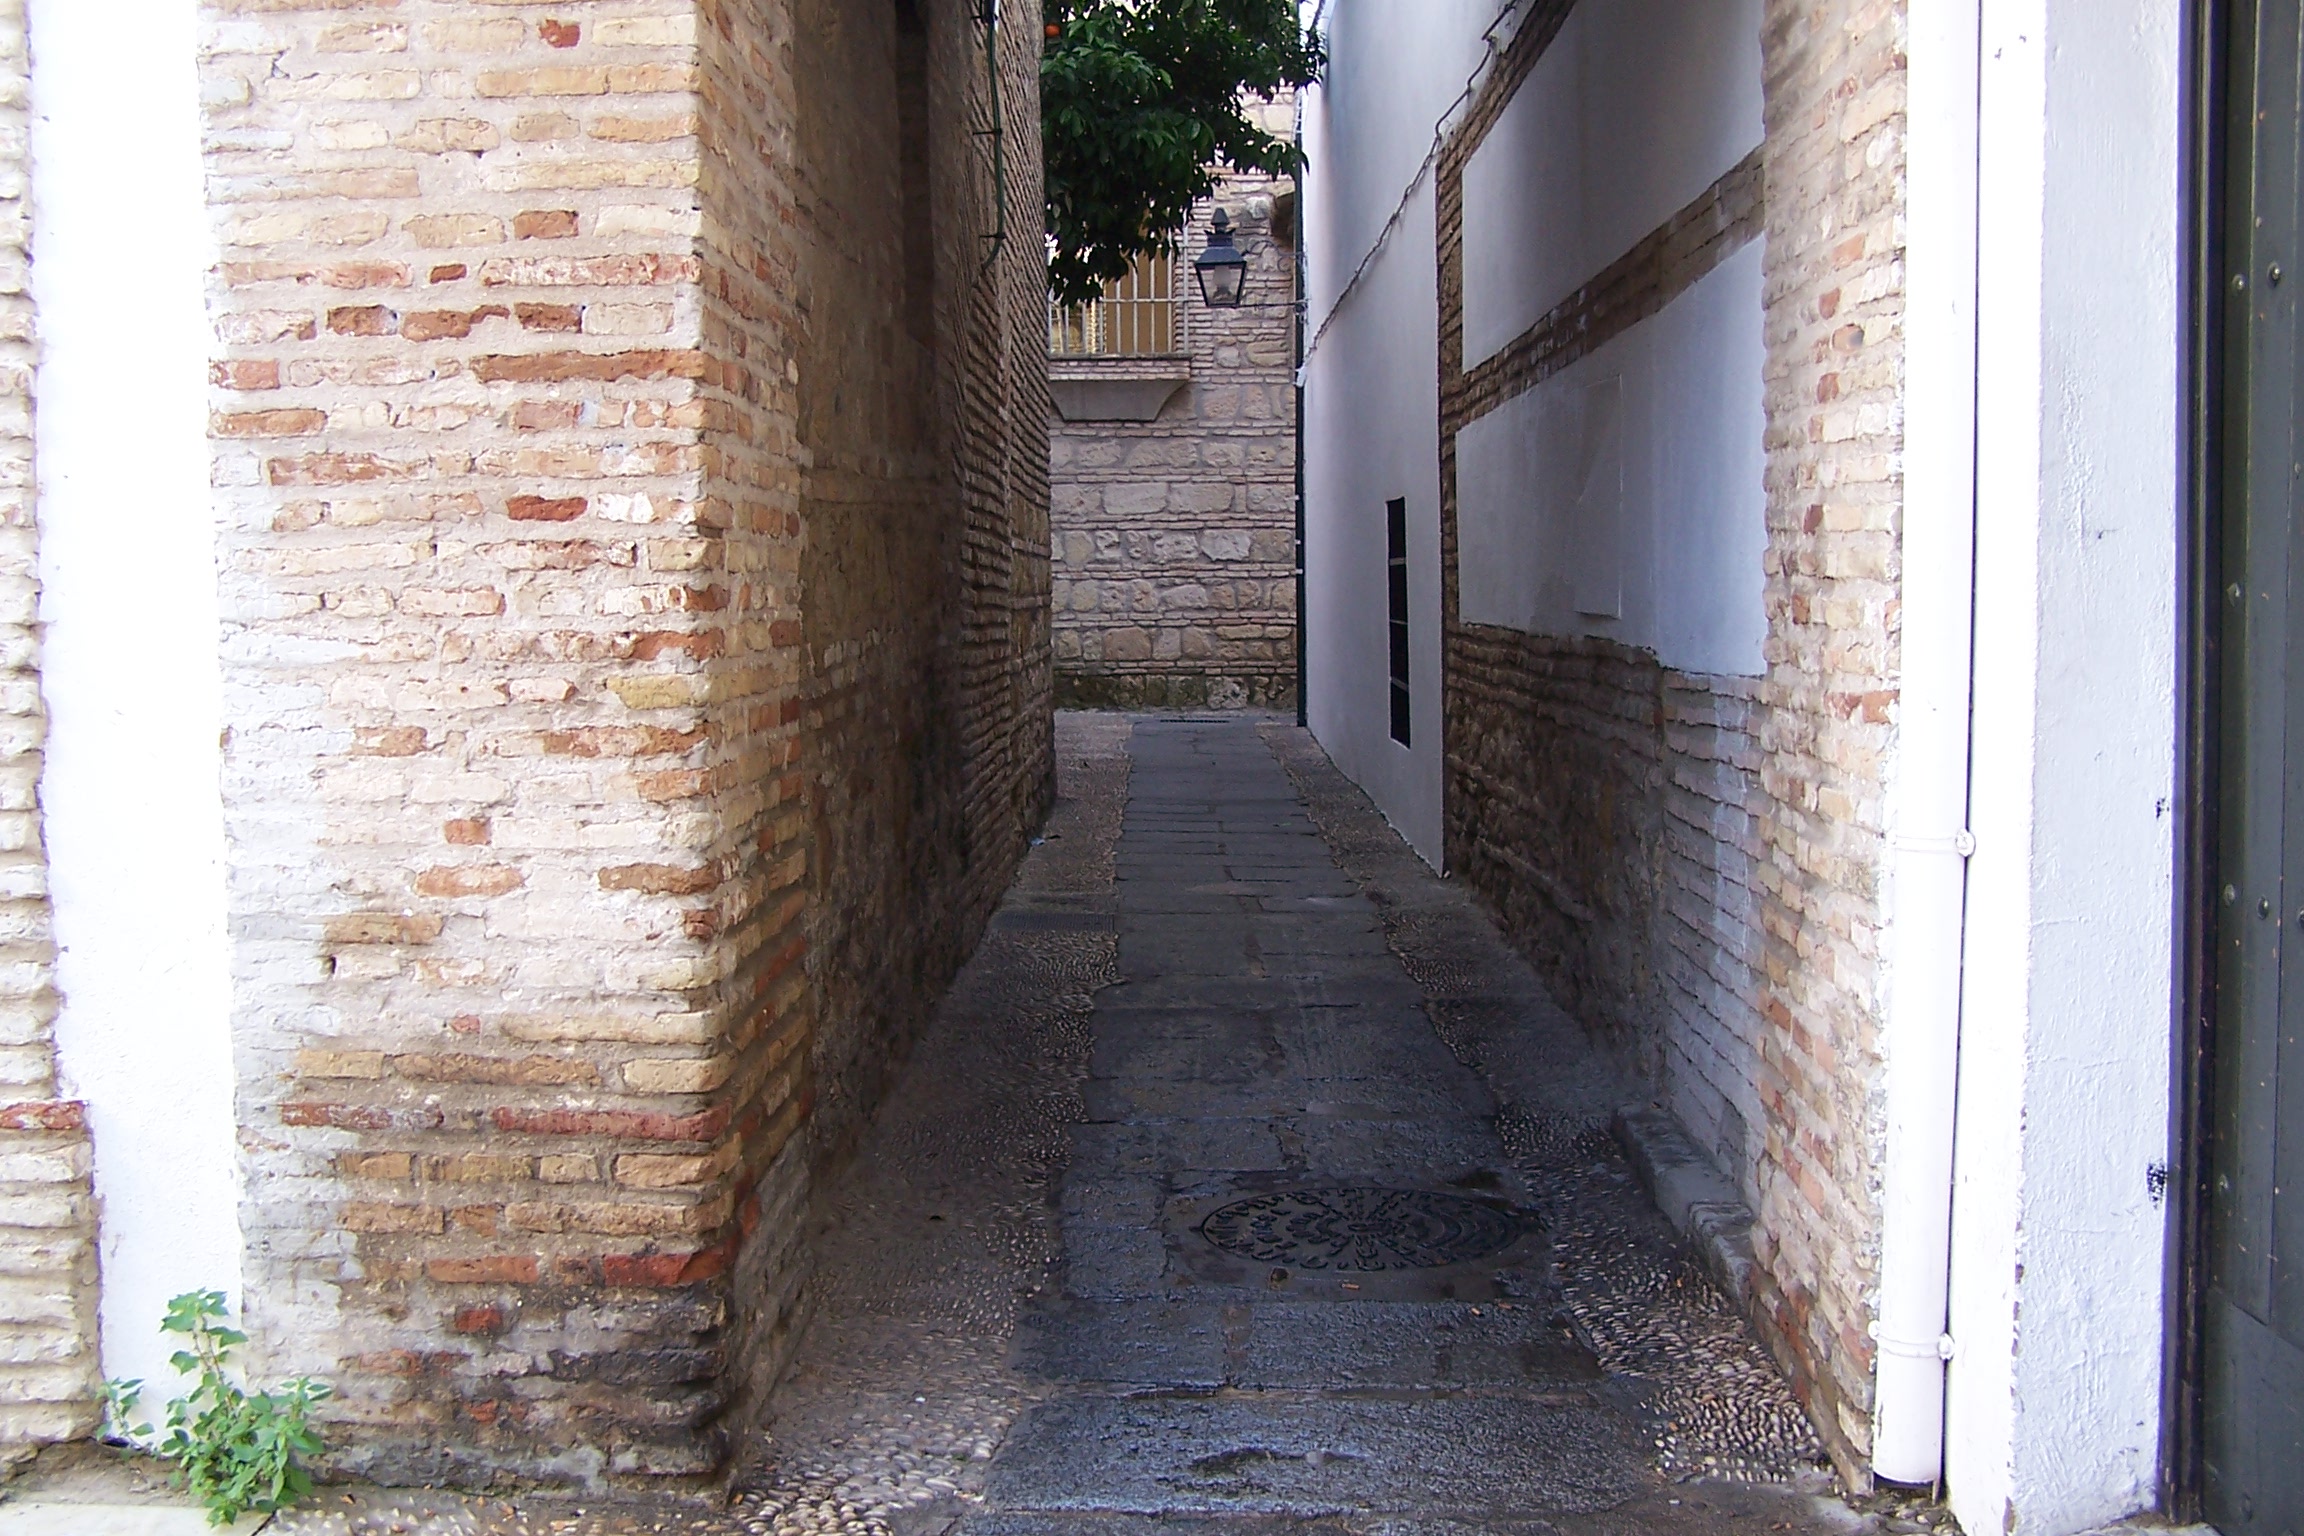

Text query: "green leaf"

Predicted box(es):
[142, 1288, 328, 1523]
[1043, 0, 1322, 305]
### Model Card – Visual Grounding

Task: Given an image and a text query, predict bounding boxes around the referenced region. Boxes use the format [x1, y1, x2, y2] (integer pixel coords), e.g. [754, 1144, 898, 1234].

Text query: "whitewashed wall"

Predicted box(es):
[1456, 243, 1766, 674]
[1299, 0, 1498, 862]
[1303, 0, 1770, 858]
[1453, 0, 1765, 673]
[1459, 0, 1763, 366]
[1302, 1, 1495, 325]
[30, 0, 244, 1396]
[1945, 0, 2183, 1529]
[1302, 181, 1445, 860]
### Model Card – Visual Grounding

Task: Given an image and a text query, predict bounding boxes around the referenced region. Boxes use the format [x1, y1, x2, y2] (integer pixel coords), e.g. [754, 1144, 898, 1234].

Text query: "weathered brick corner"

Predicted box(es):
[198, 0, 1049, 1487]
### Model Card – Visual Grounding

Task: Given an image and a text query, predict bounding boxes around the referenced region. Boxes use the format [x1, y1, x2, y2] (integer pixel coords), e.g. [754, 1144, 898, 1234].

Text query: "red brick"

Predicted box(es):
[506, 494, 586, 522]
[513, 209, 579, 239]
[515, 302, 583, 332]
[540, 725, 705, 758]
[400, 306, 508, 341]
[324, 912, 444, 945]
[489, 1105, 731, 1142]
[392, 1054, 600, 1086]
[600, 1235, 736, 1288]
[266, 452, 426, 486]
[326, 304, 394, 336]
[323, 262, 411, 290]
[470, 349, 705, 384]
[0, 1102, 86, 1133]
[280, 1102, 444, 1133]
[345, 1201, 445, 1234]
[425, 1255, 540, 1286]
[597, 862, 716, 895]
[213, 408, 327, 438]
[413, 865, 525, 898]
[211, 359, 282, 391]
[354, 725, 428, 756]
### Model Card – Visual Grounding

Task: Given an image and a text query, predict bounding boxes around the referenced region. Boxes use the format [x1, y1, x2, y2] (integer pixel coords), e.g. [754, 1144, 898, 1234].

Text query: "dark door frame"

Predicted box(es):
[2173, 0, 2232, 1516]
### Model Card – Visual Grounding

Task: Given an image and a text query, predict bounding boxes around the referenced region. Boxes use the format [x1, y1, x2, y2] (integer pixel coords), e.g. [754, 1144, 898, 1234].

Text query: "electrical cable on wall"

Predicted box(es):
[1300, 0, 1522, 362]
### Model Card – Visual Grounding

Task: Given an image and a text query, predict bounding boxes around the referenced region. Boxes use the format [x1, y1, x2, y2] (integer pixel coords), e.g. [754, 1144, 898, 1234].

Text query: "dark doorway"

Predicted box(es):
[2202, 2, 2304, 1527]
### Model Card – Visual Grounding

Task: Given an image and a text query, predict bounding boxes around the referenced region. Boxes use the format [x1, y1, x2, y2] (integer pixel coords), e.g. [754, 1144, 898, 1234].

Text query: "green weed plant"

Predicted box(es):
[102, 1290, 330, 1526]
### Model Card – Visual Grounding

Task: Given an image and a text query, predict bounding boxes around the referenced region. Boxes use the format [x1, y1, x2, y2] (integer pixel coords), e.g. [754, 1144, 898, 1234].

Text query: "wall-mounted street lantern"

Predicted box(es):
[1193, 208, 1249, 309]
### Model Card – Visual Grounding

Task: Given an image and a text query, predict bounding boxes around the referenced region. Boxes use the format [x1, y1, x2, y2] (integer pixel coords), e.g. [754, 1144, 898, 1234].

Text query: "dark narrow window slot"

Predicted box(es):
[1386, 497, 1411, 746]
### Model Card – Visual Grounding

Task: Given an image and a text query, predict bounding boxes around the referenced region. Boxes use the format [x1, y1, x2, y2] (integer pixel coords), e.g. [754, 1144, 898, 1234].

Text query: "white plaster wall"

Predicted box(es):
[28, 0, 244, 1396]
[1301, 177, 1445, 862]
[1946, 0, 2181, 1529]
[1302, 0, 1499, 327]
[1298, 0, 1501, 864]
[1455, 241, 1766, 675]
[1459, 0, 1763, 367]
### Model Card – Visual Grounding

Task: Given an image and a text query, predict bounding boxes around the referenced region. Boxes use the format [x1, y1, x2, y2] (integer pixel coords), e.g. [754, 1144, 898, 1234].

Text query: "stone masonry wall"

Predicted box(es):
[1049, 135, 1297, 713]
[198, 0, 1046, 1488]
[0, 0, 100, 1466]
[1433, 0, 1904, 1483]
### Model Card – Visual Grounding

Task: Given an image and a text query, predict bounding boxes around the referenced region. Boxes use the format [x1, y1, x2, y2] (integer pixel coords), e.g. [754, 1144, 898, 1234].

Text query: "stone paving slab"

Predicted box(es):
[1018, 1298, 1599, 1393]
[1084, 1074, 1485, 1122]
[957, 1483, 1887, 1536]
[1068, 1119, 1290, 1177]
[984, 1392, 1649, 1517]
[1014, 1299, 1231, 1386]
[1233, 1301, 1600, 1390]
[1096, 974, 1430, 1010]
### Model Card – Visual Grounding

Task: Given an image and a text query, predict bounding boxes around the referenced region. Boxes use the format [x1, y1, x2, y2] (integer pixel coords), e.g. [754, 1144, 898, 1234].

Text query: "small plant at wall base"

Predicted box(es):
[101, 1291, 330, 1526]
[1043, 0, 1322, 305]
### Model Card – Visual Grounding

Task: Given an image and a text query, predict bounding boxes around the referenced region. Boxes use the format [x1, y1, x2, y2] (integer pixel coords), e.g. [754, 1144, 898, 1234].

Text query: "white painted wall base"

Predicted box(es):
[29, 0, 243, 1396]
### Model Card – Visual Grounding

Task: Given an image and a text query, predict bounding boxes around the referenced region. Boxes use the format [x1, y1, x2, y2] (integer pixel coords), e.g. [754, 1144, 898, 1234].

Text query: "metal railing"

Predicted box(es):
[1048, 251, 1179, 357]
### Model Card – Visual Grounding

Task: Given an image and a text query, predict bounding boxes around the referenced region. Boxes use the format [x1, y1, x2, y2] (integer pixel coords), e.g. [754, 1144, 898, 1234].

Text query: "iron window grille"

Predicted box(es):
[1048, 250, 1181, 357]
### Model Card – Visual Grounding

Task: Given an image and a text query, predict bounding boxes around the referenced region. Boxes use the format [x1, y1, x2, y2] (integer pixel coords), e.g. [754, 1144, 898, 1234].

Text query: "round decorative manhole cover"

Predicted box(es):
[1198, 1186, 1522, 1271]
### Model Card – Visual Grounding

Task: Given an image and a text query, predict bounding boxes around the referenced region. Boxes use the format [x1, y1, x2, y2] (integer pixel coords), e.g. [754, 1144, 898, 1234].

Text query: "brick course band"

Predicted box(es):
[1447, 148, 1765, 434]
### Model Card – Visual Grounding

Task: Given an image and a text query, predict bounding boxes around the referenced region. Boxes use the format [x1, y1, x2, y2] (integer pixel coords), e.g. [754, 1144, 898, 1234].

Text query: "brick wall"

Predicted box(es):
[1744, 0, 1903, 1477]
[1049, 141, 1297, 712]
[1433, 0, 1904, 1484]
[0, 0, 100, 1466]
[198, 0, 1046, 1487]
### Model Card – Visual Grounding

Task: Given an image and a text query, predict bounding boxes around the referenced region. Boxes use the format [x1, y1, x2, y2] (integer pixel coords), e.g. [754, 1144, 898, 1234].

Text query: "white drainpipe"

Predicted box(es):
[1872, 0, 1983, 1487]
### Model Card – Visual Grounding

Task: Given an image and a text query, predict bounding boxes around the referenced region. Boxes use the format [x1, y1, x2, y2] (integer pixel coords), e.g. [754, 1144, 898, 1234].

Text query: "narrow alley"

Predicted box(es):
[0, 0, 2261, 1529]
[740, 713, 1851, 1535]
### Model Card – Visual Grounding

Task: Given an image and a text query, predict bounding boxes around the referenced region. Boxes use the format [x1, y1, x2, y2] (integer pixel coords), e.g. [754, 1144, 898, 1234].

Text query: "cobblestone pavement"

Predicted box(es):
[12, 714, 1956, 1535]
